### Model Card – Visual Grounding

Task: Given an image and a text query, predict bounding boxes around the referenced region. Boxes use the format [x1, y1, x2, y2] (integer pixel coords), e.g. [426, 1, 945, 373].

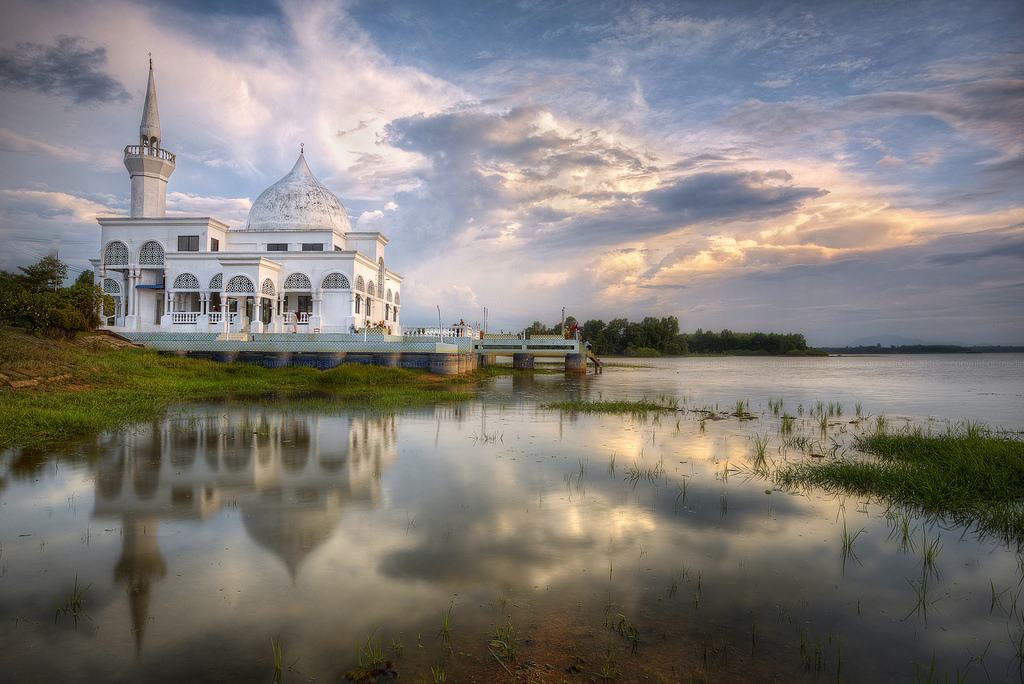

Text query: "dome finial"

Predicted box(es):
[300, 142, 304, 155]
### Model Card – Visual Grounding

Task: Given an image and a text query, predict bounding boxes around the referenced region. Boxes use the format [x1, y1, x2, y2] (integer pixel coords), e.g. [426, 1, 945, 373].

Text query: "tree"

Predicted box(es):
[17, 255, 67, 293]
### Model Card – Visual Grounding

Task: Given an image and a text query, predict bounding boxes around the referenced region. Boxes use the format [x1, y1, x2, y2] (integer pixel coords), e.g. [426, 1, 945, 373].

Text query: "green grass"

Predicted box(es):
[775, 422, 1024, 543]
[542, 398, 679, 417]
[0, 329, 477, 449]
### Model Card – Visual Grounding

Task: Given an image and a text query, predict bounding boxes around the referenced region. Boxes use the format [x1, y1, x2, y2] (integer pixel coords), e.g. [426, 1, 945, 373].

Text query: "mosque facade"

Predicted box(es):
[92, 63, 402, 335]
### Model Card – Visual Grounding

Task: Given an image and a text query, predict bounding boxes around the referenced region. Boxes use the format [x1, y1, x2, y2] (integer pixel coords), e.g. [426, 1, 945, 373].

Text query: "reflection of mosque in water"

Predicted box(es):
[90, 410, 397, 651]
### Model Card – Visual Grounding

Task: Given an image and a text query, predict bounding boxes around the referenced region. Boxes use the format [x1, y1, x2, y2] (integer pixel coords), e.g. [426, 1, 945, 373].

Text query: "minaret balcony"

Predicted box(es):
[124, 145, 176, 163]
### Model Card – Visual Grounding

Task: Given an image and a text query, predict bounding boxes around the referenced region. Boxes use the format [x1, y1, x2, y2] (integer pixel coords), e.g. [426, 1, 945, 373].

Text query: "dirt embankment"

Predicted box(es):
[0, 328, 137, 390]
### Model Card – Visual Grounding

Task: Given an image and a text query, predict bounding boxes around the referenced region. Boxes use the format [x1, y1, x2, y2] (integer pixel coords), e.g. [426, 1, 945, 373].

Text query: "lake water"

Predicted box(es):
[1, 354, 1022, 682]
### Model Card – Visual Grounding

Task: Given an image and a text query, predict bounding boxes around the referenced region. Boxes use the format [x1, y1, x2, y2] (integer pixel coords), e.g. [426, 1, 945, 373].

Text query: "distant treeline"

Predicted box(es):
[522, 317, 826, 356]
[821, 344, 1024, 354]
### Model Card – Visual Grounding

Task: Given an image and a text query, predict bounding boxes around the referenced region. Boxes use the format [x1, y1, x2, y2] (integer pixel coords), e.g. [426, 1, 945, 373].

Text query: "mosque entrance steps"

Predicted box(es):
[216, 333, 250, 342]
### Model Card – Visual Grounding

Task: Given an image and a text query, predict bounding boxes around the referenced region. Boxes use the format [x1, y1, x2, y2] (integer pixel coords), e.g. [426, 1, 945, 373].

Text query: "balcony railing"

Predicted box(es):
[284, 312, 312, 325]
[208, 312, 238, 325]
[124, 145, 176, 163]
[403, 325, 476, 338]
[171, 312, 200, 324]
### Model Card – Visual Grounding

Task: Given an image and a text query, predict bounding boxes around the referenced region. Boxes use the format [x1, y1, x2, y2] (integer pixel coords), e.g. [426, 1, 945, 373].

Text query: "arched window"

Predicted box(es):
[367, 280, 375, 297]
[377, 258, 385, 299]
[284, 273, 312, 290]
[355, 275, 365, 292]
[103, 278, 121, 294]
[394, 292, 400, 306]
[226, 275, 255, 293]
[386, 289, 393, 303]
[385, 304, 390, 320]
[104, 242, 129, 266]
[139, 241, 165, 265]
[209, 273, 223, 290]
[173, 273, 200, 289]
[261, 279, 276, 296]
[355, 295, 361, 314]
[321, 272, 350, 289]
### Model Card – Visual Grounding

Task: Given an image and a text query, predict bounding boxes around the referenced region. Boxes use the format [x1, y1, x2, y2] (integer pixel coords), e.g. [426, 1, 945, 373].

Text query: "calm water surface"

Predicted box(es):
[1, 355, 1022, 682]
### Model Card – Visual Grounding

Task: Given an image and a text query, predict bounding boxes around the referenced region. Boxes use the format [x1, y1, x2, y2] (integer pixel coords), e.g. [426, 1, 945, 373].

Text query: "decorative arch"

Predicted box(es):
[355, 275, 365, 292]
[284, 273, 312, 290]
[367, 280, 375, 297]
[209, 273, 223, 290]
[173, 273, 200, 289]
[139, 241, 165, 265]
[103, 278, 121, 294]
[322, 272, 350, 289]
[104, 241, 129, 266]
[225, 275, 255, 293]
[261, 278, 276, 296]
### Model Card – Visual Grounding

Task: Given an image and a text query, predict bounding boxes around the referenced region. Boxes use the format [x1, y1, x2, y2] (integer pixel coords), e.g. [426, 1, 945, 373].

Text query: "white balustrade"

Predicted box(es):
[172, 312, 200, 324]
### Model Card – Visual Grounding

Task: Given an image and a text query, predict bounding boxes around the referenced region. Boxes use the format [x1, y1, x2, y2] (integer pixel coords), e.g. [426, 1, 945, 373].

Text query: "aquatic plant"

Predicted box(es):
[751, 432, 771, 460]
[775, 422, 1024, 544]
[54, 574, 90, 623]
[542, 398, 678, 417]
[490, 617, 519, 661]
[357, 627, 387, 668]
[437, 601, 455, 646]
[779, 414, 796, 434]
[271, 632, 283, 674]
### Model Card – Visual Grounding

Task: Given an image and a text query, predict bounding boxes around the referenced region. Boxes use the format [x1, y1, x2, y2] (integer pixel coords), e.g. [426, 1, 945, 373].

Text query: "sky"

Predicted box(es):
[0, 0, 1021, 346]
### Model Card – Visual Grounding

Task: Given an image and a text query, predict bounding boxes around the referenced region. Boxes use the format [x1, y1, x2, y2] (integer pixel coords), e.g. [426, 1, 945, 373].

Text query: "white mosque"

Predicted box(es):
[93, 62, 403, 335]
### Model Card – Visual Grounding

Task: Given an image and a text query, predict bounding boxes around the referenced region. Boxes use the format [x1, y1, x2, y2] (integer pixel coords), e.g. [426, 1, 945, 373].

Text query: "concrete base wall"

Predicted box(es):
[158, 349, 588, 375]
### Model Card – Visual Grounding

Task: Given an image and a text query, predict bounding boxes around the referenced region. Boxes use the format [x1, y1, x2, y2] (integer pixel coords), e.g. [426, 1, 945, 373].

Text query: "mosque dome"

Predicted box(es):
[244, 152, 351, 232]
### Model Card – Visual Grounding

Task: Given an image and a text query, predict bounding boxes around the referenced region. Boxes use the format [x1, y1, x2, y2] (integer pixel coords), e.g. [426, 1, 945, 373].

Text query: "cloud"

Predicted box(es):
[643, 171, 827, 224]
[0, 35, 130, 104]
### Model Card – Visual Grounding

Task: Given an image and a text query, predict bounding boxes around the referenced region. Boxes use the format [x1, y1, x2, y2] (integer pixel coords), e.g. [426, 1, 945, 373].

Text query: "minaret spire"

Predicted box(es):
[139, 54, 162, 149]
[125, 57, 175, 218]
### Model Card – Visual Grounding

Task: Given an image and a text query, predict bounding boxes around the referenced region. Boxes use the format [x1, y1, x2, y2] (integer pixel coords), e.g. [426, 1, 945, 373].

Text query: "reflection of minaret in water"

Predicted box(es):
[113, 514, 166, 655]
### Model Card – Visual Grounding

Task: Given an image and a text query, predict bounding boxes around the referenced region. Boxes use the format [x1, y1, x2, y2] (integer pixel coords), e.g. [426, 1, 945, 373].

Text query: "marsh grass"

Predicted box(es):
[543, 398, 678, 417]
[54, 574, 90, 623]
[489, 617, 519, 661]
[437, 601, 455, 647]
[775, 422, 1024, 544]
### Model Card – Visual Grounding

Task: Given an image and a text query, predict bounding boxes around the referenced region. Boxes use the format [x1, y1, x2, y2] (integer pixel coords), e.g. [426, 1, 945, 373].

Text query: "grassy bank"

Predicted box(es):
[776, 422, 1024, 544]
[0, 328, 481, 450]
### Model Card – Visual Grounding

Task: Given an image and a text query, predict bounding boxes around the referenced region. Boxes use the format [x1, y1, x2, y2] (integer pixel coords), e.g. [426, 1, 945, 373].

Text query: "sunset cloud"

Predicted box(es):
[0, 0, 1020, 344]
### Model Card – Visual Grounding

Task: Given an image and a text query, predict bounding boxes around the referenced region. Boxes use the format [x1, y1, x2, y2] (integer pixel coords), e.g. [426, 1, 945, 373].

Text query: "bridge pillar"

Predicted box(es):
[478, 354, 498, 367]
[564, 353, 587, 373]
[374, 352, 402, 367]
[512, 353, 534, 370]
[429, 352, 460, 375]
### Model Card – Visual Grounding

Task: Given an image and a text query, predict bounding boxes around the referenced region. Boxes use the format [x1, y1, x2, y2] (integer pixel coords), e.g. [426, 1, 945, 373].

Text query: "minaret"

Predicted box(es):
[124, 57, 175, 218]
